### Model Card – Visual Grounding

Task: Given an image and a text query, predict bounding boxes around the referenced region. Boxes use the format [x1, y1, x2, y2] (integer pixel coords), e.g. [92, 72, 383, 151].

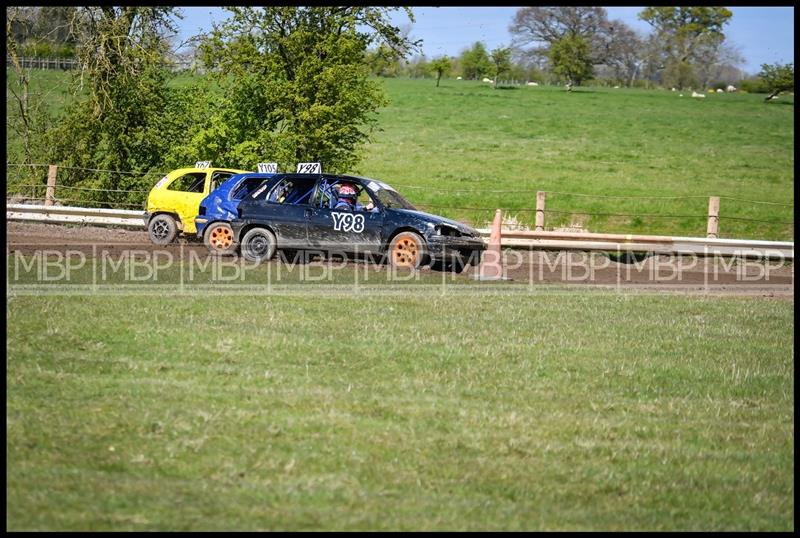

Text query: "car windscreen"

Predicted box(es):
[363, 179, 416, 210]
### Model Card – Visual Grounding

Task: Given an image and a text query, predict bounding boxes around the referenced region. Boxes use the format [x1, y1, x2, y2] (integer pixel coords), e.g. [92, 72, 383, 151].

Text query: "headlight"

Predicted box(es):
[435, 225, 461, 237]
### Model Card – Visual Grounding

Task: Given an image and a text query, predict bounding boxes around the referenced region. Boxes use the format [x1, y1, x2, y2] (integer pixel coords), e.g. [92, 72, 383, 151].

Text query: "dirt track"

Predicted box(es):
[6, 222, 794, 296]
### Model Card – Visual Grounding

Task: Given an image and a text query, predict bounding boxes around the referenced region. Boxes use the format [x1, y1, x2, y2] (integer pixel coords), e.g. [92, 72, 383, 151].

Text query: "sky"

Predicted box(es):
[176, 6, 794, 75]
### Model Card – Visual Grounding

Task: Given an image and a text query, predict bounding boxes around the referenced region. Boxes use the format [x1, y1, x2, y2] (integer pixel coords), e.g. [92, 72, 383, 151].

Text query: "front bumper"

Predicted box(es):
[425, 235, 486, 263]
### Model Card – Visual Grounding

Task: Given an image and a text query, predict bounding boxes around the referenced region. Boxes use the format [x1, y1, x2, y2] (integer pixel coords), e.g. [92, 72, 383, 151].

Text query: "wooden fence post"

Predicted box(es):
[535, 191, 546, 231]
[45, 165, 57, 206]
[707, 196, 720, 238]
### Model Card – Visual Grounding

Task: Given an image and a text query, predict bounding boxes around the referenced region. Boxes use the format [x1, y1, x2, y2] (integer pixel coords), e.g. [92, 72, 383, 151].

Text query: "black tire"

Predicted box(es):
[204, 222, 237, 256]
[240, 227, 277, 262]
[148, 214, 178, 245]
[388, 231, 427, 269]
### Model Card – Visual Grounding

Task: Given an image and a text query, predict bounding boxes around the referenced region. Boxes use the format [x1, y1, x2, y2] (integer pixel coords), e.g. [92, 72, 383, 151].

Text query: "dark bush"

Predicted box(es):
[740, 77, 770, 94]
[20, 40, 75, 58]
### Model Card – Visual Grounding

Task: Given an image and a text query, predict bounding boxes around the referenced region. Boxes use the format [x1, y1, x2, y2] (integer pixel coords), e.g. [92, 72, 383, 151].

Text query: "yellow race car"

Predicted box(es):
[145, 165, 248, 245]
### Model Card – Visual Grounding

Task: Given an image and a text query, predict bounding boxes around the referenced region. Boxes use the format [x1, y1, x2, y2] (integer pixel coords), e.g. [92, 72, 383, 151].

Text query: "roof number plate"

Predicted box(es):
[296, 162, 321, 174]
[195, 161, 211, 169]
[257, 162, 278, 173]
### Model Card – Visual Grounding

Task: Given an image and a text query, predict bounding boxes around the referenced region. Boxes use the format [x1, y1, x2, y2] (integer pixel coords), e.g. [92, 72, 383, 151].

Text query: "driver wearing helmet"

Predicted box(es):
[334, 182, 376, 212]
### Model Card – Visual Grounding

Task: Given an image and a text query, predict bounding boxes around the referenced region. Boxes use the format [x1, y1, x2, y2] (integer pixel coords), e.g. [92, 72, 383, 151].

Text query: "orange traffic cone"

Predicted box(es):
[476, 209, 511, 281]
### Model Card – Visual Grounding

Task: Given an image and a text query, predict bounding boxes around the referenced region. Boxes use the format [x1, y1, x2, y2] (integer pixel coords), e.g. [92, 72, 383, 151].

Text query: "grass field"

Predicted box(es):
[360, 78, 793, 240]
[6, 287, 793, 531]
[6, 67, 794, 531]
[5, 70, 794, 240]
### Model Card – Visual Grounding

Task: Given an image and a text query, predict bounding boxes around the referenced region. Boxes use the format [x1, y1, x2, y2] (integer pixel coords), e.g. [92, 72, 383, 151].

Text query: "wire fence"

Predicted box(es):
[392, 182, 794, 206]
[5, 163, 795, 237]
[6, 56, 196, 72]
[5, 163, 154, 210]
[6, 163, 167, 176]
[415, 206, 793, 225]
[393, 179, 793, 235]
[6, 56, 78, 70]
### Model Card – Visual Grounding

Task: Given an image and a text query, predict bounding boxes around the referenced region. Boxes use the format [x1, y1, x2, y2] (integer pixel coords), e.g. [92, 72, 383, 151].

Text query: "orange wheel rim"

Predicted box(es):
[393, 236, 419, 266]
[210, 226, 233, 249]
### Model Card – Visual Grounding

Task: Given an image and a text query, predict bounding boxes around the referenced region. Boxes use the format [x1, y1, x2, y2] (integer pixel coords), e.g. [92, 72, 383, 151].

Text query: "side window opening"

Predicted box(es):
[266, 177, 317, 205]
[210, 172, 234, 192]
[323, 180, 376, 211]
[313, 178, 340, 209]
[167, 172, 207, 193]
[232, 177, 269, 200]
[357, 186, 375, 209]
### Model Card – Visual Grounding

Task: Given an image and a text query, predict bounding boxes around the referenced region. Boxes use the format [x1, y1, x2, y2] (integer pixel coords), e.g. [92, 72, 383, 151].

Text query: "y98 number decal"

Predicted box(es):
[296, 162, 321, 174]
[332, 212, 364, 233]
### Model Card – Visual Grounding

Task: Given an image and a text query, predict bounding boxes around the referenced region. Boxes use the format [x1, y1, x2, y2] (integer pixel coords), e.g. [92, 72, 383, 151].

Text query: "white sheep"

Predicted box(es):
[726, 85, 736, 92]
[671, 87, 676, 91]
[527, 81, 538, 86]
[456, 76, 462, 80]
[482, 77, 492, 83]
[691, 91, 706, 99]
[716, 88, 724, 93]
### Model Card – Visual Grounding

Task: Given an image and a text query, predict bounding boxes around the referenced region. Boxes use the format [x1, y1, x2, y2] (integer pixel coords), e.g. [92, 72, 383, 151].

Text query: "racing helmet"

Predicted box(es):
[338, 183, 357, 201]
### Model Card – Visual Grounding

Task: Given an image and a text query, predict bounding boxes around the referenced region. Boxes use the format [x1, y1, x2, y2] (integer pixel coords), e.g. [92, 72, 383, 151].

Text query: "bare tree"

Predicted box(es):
[694, 41, 745, 88]
[510, 7, 612, 64]
[639, 33, 667, 85]
[510, 7, 607, 45]
[509, 6, 648, 86]
[6, 7, 50, 165]
[596, 20, 646, 86]
[66, 7, 180, 115]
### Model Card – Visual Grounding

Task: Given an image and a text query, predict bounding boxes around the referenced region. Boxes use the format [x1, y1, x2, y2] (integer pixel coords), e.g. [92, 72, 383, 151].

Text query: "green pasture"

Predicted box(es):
[6, 67, 795, 531]
[360, 79, 794, 239]
[6, 285, 794, 530]
[5, 70, 794, 239]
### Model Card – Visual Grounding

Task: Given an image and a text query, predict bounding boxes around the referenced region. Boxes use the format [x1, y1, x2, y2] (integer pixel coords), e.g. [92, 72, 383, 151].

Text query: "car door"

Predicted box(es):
[255, 175, 318, 249]
[163, 171, 209, 234]
[306, 179, 384, 254]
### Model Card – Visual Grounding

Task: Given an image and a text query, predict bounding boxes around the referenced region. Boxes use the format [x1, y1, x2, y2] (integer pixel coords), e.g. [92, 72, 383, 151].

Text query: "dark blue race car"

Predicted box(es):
[195, 172, 276, 254]
[230, 173, 486, 272]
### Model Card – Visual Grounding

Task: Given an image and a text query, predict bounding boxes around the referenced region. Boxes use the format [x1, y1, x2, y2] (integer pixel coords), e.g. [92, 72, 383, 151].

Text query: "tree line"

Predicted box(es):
[5, 6, 794, 208]
[6, 6, 417, 205]
[368, 7, 790, 93]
